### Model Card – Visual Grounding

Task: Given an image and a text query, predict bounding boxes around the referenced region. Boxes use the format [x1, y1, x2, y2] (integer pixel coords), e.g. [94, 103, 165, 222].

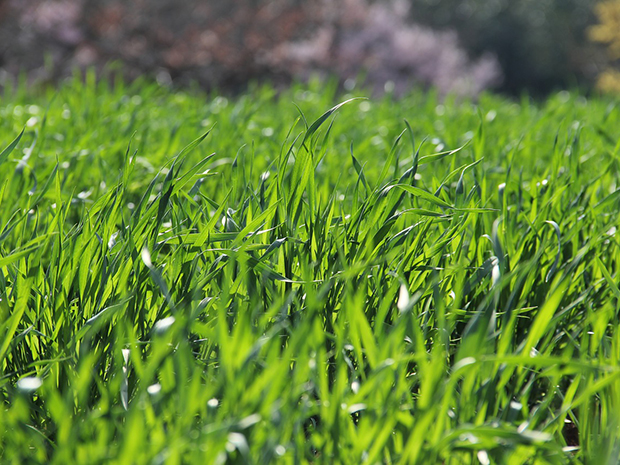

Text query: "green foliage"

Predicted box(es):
[1, 76, 620, 463]
[409, 0, 598, 94]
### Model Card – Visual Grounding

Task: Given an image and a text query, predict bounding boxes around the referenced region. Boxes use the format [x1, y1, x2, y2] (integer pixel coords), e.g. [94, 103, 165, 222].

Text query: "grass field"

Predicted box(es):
[1, 74, 620, 463]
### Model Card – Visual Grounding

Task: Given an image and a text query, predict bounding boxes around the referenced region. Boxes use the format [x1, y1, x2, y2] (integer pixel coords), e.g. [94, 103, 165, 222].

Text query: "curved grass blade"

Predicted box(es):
[300, 97, 364, 148]
[0, 128, 25, 167]
[544, 220, 561, 283]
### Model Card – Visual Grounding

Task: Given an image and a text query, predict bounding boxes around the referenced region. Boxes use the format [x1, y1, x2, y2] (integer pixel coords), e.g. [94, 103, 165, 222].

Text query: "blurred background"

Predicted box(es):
[0, 0, 618, 97]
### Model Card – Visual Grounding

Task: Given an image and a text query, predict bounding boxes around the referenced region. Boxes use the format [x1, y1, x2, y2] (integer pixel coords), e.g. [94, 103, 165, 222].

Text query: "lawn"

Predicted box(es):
[1, 74, 620, 463]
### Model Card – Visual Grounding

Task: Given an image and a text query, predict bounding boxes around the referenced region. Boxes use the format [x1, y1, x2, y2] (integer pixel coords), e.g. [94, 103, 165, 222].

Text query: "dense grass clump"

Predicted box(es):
[1, 75, 620, 463]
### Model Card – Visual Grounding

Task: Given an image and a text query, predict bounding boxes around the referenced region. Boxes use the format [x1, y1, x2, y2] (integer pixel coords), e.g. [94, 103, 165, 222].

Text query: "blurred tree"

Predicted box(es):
[0, 0, 500, 96]
[588, 1, 620, 93]
[277, 0, 501, 96]
[408, 0, 600, 94]
[78, 0, 324, 89]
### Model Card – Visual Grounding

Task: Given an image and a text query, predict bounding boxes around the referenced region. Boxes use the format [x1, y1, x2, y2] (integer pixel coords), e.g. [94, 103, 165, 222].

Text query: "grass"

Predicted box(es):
[1, 73, 620, 463]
